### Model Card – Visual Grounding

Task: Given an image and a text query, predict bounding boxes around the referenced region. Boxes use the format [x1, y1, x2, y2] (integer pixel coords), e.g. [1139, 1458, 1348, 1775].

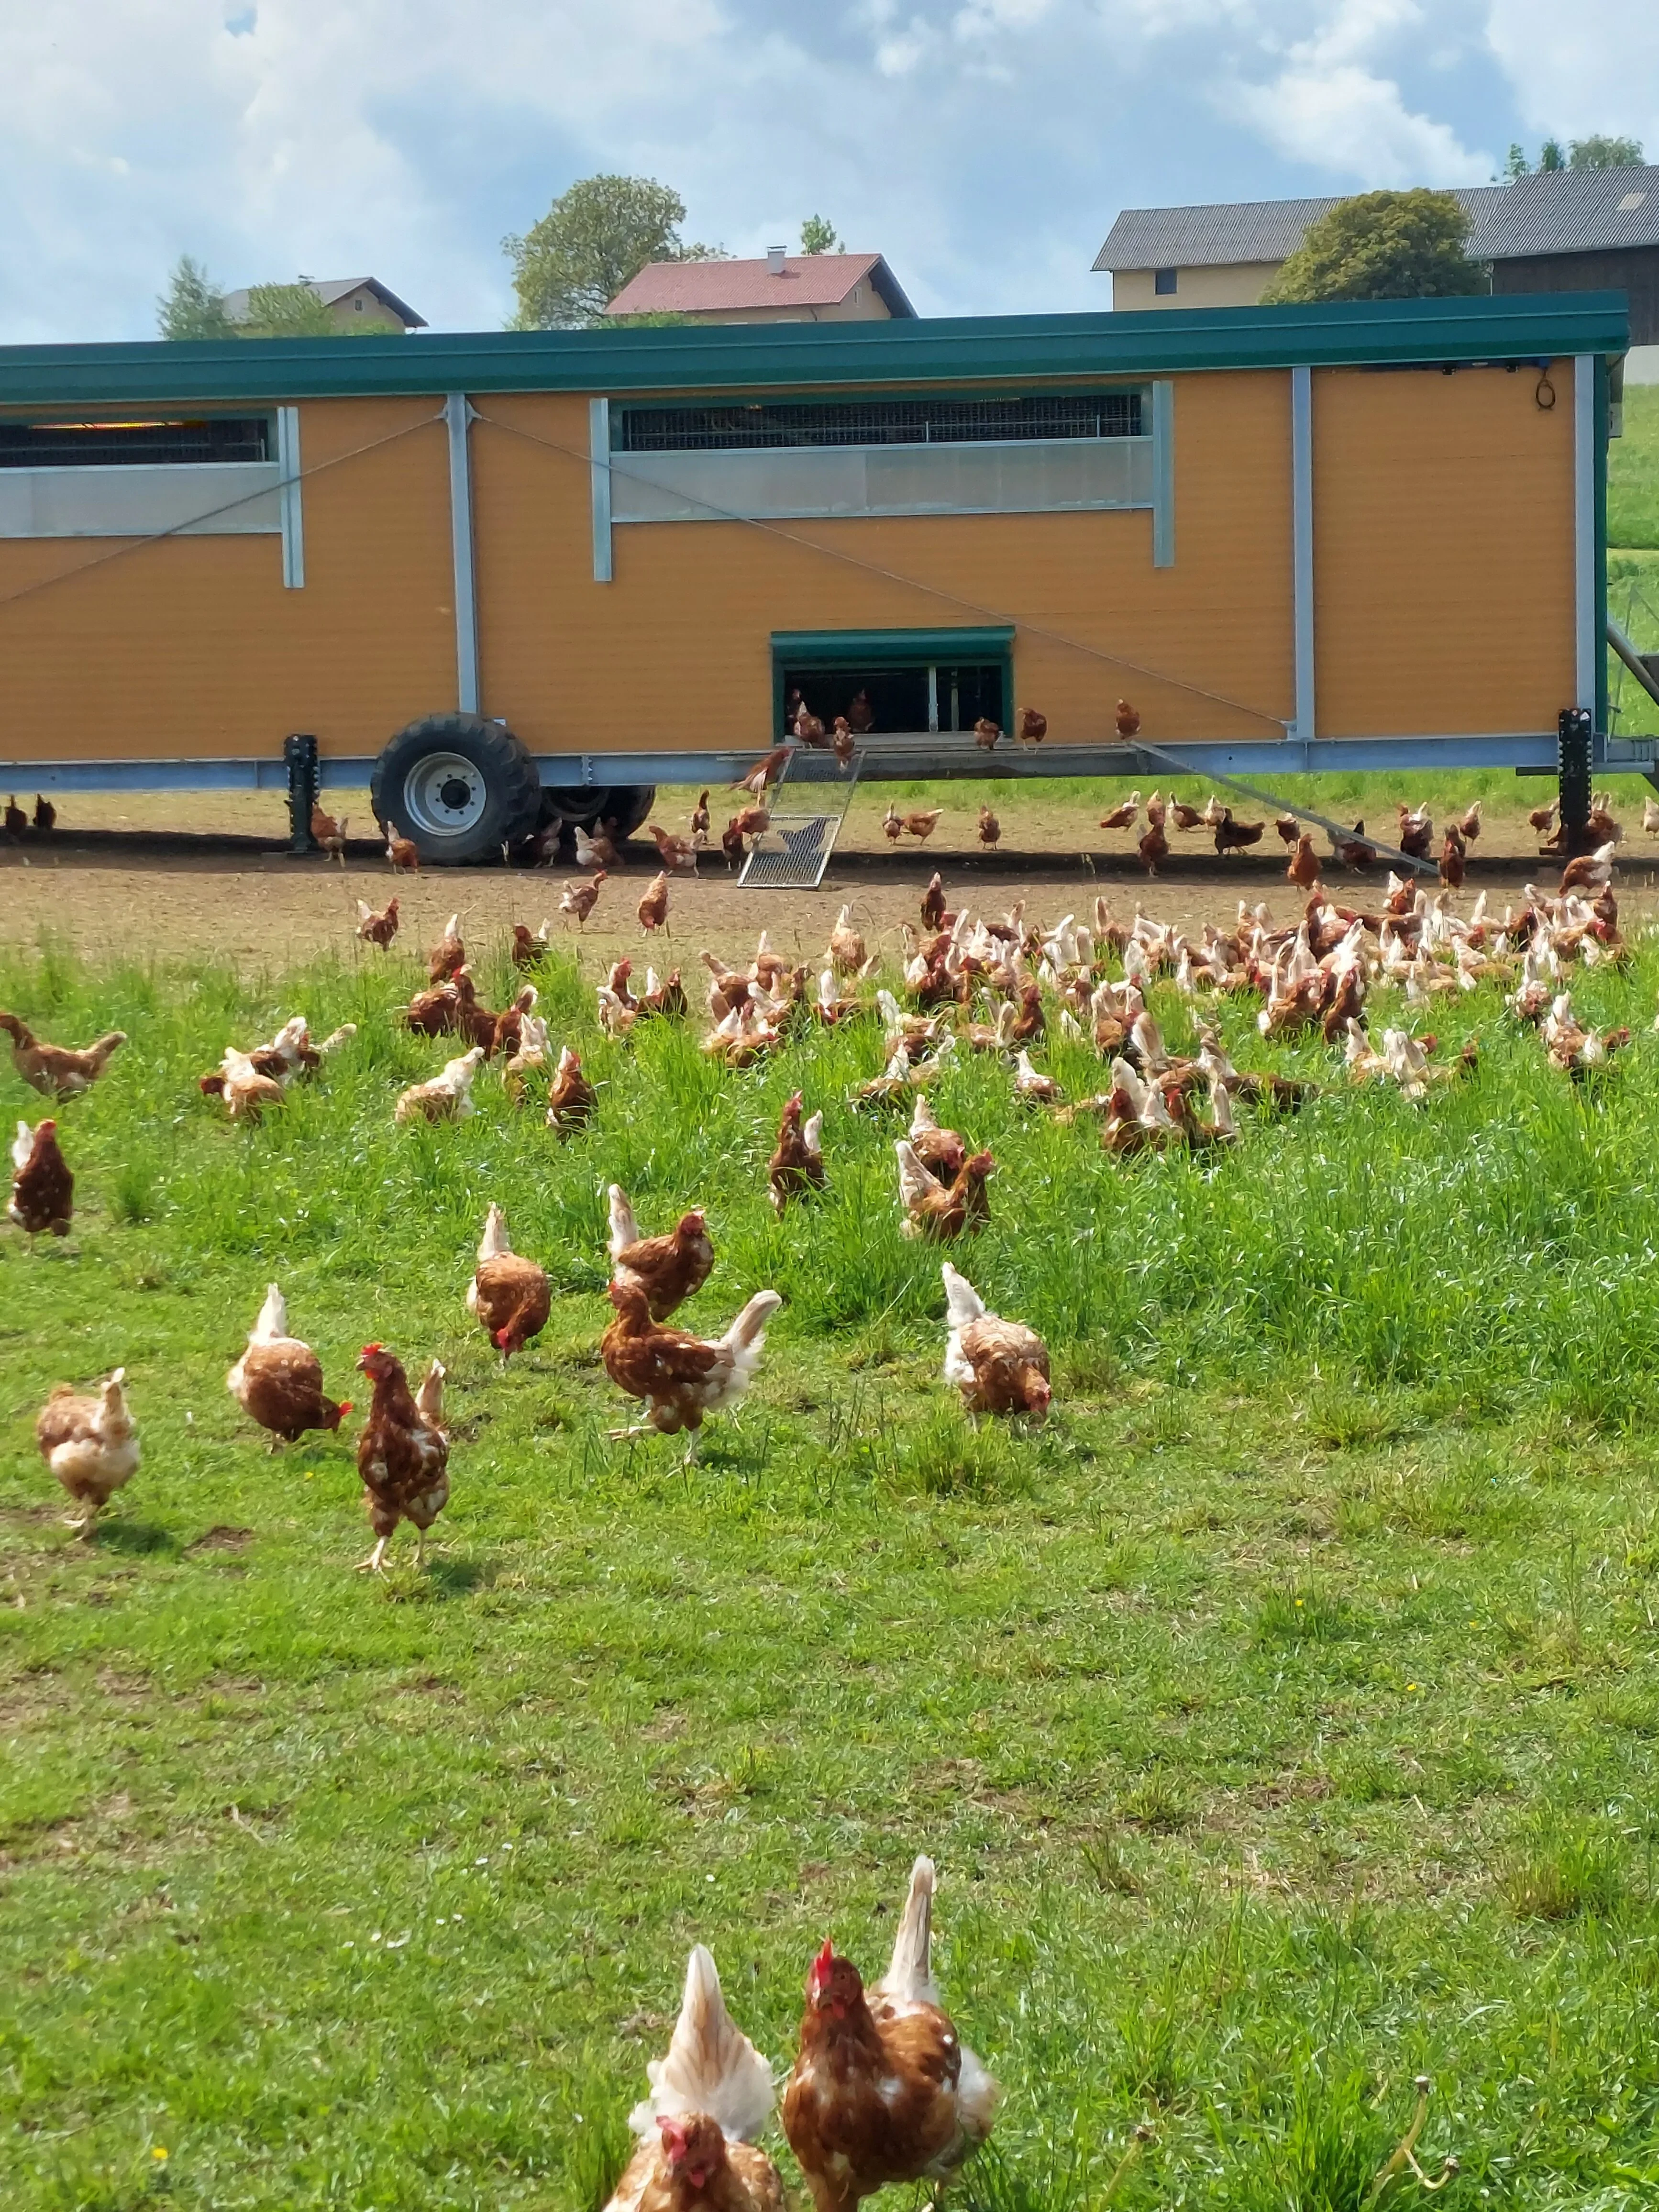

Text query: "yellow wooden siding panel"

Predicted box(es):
[1311, 365, 1576, 738]
[470, 374, 1295, 752]
[0, 398, 455, 763]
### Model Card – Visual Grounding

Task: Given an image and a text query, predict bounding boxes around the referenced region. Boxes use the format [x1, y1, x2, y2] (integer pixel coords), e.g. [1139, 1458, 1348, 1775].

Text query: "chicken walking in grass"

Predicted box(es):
[601, 1282, 783, 1462]
[603, 1946, 782, 2212]
[768, 1093, 826, 1216]
[36, 1369, 139, 1538]
[228, 1285, 353, 1448]
[828, 905, 866, 975]
[783, 1855, 999, 2212]
[354, 1345, 450, 1573]
[608, 1185, 714, 1319]
[10, 1117, 73, 1238]
[428, 913, 466, 983]
[394, 1046, 484, 1125]
[0, 1014, 126, 1097]
[466, 1205, 551, 1365]
[895, 1140, 993, 1240]
[941, 1264, 1051, 1423]
[546, 1045, 597, 1136]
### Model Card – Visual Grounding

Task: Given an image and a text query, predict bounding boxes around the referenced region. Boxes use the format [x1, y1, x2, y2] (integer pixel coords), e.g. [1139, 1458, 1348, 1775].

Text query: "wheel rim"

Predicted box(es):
[402, 752, 487, 839]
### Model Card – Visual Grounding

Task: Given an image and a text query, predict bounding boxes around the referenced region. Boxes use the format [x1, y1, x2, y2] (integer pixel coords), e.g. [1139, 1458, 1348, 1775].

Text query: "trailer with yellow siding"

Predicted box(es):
[0, 292, 1635, 863]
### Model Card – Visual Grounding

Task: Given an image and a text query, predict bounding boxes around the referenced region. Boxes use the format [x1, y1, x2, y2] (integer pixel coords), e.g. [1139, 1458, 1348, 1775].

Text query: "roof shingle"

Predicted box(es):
[605, 254, 915, 318]
[1095, 167, 1659, 273]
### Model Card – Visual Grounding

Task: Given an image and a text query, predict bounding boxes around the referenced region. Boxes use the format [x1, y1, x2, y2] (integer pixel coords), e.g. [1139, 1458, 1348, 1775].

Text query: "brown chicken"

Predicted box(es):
[848, 691, 875, 734]
[769, 1094, 826, 1216]
[604, 1947, 781, 2212]
[467, 1205, 552, 1363]
[690, 789, 712, 843]
[1099, 790, 1139, 832]
[783, 1857, 999, 2212]
[33, 794, 56, 834]
[907, 1095, 966, 1183]
[0, 1014, 126, 1097]
[356, 895, 400, 948]
[510, 921, 550, 969]
[735, 746, 791, 797]
[228, 1284, 352, 1447]
[639, 871, 671, 935]
[36, 1369, 140, 1537]
[731, 803, 771, 841]
[1115, 698, 1141, 737]
[310, 803, 347, 863]
[1528, 797, 1559, 836]
[1458, 801, 1482, 842]
[428, 913, 466, 983]
[941, 1264, 1051, 1422]
[354, 1345, 450, 1572]
[895, 1142, 993, 1240]
[9, 1117, 73, 1236]
[491, 985, 538, 1060]
[1286, 833, 1320, 890]
[977, 805, 1000, 849]
[832, 720, 857, 770]
[1439, 829, 1466, 889]
[601, 1282, 783, 1460]
[794, 699, 828, 747]
[828, 906, 866, 974]
[882, 806, 903, 844]
[1332, 821, 1374, 870]
[973, 718, 1001, 751]
[1396, 804, 1433, 861]
[1138, 822, 1169, 875]
[901, 809, 943, 843]
[608, 1185, 714, 1318]
[560, 870, 607, 929]
[721, 819, 748, 870]
[1214, 809, 1265, 855]
[547, 1046, 596, 1135]
[1274, 813, 1300, 847]
[576, 822, 622, 871]
[1171, 796, 1203, 832]
[1560, 841, 1617, 896]
[920, 874, 948, 930]
[650, 824, 698, 873]
[382, 820, 420, 870]
[1017, 707, 1046, 746]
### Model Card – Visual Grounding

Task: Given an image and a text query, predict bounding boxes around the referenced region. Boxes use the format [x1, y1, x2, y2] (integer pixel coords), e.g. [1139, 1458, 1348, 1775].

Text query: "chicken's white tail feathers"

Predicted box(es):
[895, 1139, 937, 1218]
[413, 1359, 446, 1425]
[876, 1855, 940, 2007]
[802, 1110, 824, 1157]
[910, 1092, 939, 1136]
[477, 1203, 511, 1263]
[629, 1944, 774, 2143]
[608, 1183, 640, 1259]
[11, 1119, 33, 1171]
[941, 1264, 986, 1333]
[251, 1283, 288, 1342]
[720, 1290, 783, 1359]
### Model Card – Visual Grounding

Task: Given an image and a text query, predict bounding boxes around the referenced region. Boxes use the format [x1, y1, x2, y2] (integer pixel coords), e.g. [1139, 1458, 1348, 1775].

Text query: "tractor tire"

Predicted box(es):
[546, 784, 657, 841]
[371, 714, 541, 866]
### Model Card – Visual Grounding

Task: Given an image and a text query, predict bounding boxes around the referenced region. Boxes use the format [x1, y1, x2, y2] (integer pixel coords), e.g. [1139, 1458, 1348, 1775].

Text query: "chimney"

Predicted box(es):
[766, 245, 787, 277]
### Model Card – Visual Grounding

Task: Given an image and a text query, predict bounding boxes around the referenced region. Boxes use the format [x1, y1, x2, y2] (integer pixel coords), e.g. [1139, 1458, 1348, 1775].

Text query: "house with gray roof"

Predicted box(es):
[1095, 167, 1659, 376]
[222, 277, 427, 333]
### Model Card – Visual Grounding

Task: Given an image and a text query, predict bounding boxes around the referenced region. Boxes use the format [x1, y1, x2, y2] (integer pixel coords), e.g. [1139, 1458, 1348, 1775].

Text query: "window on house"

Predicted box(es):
[0, 417, 271, 467]
[617, 390, 1144, 452]
[354, 296, 365, 310]
[1154, 268, 1178, 296]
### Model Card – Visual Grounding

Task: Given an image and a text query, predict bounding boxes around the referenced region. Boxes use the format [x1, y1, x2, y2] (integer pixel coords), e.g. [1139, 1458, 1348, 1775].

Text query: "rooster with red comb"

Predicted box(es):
[602, 1945, 781, 2210]
[783, 1856, 998, 2210]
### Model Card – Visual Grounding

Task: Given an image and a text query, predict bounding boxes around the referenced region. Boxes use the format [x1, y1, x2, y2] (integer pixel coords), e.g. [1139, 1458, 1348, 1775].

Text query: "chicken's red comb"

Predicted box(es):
[361, 1342, 382, 1355]
[809, 1936, 836, 1989]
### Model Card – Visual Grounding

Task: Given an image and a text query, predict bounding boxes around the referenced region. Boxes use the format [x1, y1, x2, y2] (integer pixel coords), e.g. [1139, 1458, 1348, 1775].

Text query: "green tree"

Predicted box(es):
[502, 175, 720, 329]
[1261, 188, 1485, 305]
[1504, 143, 1531, 179]
[1539, 137, 1566, 170]
[1570, 133, 1644, 169]
[800, 215, 841, 255]
[238, 283, 340, 338]
[157, 254, 235, 340]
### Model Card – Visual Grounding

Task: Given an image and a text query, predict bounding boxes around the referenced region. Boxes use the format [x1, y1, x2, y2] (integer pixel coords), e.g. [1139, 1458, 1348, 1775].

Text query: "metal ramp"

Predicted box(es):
[738, 745, 863, 889]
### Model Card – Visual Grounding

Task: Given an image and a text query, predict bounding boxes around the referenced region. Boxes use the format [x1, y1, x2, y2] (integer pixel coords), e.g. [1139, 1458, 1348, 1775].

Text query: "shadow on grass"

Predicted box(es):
[88, 1519, 180, 1558]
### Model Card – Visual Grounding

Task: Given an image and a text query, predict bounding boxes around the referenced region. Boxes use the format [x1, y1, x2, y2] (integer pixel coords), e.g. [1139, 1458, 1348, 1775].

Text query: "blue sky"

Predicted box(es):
[0, 0, 1654, 342]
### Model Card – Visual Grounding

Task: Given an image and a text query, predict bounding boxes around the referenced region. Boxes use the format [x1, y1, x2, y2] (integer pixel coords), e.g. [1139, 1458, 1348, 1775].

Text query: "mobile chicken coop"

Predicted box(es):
[0, 290, 1644, 867]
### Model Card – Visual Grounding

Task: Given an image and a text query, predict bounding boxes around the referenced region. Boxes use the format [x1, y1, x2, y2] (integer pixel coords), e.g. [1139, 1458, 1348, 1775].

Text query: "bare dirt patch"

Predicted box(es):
[7, 785, 1659, 967]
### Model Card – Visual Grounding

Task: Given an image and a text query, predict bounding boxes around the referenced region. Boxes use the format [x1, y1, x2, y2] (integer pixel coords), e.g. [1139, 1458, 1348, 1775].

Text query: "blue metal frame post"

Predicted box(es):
[444, 392, 480, 715]
[1290, 365, 1316, 744]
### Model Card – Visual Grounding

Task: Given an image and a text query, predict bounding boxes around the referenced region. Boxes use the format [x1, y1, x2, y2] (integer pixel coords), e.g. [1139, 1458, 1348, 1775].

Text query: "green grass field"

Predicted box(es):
[1610, 386, 1659, 553]
[6, 934, 1659, 2210]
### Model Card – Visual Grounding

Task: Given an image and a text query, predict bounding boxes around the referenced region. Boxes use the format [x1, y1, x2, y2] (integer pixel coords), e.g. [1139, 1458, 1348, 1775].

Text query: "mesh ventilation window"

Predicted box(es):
[619, 391, 1144, 453]
[0, 417, 272, 468]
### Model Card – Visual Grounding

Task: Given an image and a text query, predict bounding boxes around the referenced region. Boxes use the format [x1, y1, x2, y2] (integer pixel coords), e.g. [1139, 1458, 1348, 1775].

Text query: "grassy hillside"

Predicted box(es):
[5, 942, 1659, 2208]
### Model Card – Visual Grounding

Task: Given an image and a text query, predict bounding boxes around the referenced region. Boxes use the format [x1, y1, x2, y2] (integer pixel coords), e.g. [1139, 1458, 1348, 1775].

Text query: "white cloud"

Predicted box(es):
[1482, 0, 1659, 155]
[1216, 0, 1493, 184]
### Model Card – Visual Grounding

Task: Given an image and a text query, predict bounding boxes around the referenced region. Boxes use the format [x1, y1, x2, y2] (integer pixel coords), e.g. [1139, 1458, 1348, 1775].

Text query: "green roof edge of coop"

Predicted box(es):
[0, 293, 1630, 409]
